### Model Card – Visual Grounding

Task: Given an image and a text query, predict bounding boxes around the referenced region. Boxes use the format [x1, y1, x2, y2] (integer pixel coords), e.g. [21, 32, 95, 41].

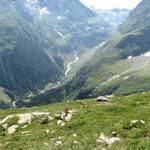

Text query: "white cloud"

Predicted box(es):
[80, 0, 142, 10]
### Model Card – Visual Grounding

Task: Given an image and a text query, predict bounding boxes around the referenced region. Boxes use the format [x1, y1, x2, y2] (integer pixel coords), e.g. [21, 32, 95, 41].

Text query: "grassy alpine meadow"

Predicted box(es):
[0, 92, 150, 150]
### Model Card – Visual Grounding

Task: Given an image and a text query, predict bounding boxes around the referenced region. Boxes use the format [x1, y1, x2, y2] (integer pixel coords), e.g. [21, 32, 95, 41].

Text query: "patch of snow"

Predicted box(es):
[40, 90, 45, 94]
[144, 51, 150, 57]
[39, 7, 49, 18]
[86, 26, 91, 31]
[66, 9, 70, 13]
[27, 92, 33, 98]
[109, 75, 120, 81]
[127, 56, 132, 60]
[98, 74, 120, 87]
[57, 16, 62, 20]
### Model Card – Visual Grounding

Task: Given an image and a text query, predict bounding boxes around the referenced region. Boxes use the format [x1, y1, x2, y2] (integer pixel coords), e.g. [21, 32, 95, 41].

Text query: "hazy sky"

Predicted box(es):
[80, 0, 142, 10]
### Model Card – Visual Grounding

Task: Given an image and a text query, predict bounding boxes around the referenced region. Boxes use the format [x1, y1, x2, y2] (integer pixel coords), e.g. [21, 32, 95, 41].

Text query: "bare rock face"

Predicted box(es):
[96, 96, 110, 102]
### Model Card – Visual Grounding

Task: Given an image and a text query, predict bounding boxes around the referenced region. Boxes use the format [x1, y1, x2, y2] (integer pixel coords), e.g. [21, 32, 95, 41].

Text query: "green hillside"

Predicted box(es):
[0, 0, 117, 108]
[39, 0, 150, 102]
[0, 92, 150, 149]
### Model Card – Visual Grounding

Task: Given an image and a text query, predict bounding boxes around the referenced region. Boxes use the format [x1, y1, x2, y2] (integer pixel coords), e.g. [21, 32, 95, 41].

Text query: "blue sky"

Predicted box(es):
[80, 0, 142, 10]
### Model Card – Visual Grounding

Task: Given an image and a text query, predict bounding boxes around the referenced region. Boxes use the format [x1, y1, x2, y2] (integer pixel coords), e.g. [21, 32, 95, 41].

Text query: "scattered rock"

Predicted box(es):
[57, 120, 63, 125]
[73, 140, 78, 144]
[51, 130, 56, 134]
[55, 112, 62, 120]
[96, 96, 110, 102]
[17, 113, 33, 125]
[97, 133, 120, 147]
[0, 111, 52, 127]
[7, 125, 19, 134]
[55, 141, 62, 146]
[0, 115, 13, 125]
[58, 136, 62, 139]
[31, 112, 50, 117]
[57, 120, 65, 126]
[61, 122, 65, 126]
[72, 133, 77, 137]
[2, 124, 8, 129]
[17, 112, 52, 125]
[45, 129, 50, 134]
[144, 131, 150, 138]
[44, 142, 49, 146]
[0, 111, 52, 135]
[124, 120, 145, 130]
[22, 131, 30, 134]
[64, 113, 72, 121]
[22, 125, 28, 129]
[112, 132, 117, 137]
[61, 109, 73, 121]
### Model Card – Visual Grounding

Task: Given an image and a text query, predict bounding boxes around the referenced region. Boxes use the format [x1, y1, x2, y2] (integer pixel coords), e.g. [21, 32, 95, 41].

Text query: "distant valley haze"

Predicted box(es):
[80, 0, 142, 9]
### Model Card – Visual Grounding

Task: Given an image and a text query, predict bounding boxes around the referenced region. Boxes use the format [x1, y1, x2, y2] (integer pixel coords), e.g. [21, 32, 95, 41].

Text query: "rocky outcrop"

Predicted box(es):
[0, 111, 53, 134]
[96, 96, 110, 102]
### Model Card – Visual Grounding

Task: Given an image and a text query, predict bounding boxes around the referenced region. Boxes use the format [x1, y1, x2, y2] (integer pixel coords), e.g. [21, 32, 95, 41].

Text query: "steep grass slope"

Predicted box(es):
[0, 92, 150, 149]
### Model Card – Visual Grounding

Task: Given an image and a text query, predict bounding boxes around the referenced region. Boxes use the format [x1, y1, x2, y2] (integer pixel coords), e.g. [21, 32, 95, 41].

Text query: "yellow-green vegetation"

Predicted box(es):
[0, 92, 150, 150]
[0, 89, 11, 104]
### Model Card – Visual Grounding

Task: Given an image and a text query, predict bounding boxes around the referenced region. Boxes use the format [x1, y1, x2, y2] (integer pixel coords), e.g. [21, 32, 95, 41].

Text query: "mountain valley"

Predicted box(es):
[0, 0, 150, 149]
[0, 0, 132, 108]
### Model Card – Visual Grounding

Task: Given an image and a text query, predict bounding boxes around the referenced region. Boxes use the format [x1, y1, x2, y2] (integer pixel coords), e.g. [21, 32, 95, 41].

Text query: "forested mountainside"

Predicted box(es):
[29, 0, 150, 107]
[0, 0, 119, 108]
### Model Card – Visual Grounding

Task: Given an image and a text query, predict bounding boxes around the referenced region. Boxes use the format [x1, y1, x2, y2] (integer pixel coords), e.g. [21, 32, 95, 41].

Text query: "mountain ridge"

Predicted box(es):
[29, 0, 150, 106]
